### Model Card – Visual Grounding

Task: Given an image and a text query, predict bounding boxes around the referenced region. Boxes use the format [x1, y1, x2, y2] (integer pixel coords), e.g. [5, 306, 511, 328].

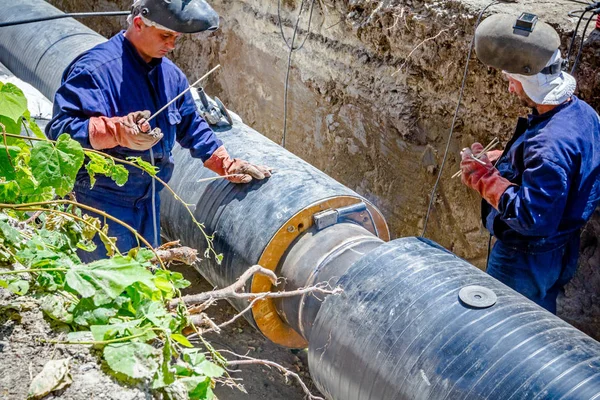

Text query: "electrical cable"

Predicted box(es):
[566, 8, 590, 67]
[0, 11, 129, 28]
[420, 1, 498, 238]
[571, 10, 600, 74]
[279, 0, 317, 148]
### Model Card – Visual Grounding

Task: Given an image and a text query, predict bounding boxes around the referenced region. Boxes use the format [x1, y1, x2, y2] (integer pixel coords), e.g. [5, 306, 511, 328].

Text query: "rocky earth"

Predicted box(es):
[43, 0, 600, 346]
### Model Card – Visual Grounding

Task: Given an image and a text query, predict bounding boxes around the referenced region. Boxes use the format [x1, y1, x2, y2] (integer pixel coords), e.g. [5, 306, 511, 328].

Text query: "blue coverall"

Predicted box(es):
[482, 96, 600, 313]
[46, 32, 222, 261]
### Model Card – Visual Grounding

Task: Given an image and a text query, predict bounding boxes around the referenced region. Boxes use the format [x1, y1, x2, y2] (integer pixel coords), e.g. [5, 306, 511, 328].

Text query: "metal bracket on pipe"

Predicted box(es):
[313, 202, 368, 231]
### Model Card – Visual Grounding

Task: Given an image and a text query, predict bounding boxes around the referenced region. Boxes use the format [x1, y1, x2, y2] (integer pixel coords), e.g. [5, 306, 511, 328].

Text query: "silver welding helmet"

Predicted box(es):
[132, 0, 219, 33]
[474, 13, 560, 75]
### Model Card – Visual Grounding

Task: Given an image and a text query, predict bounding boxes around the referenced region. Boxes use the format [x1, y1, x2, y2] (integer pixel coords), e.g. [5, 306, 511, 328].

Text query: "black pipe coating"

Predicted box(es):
[309, 237, 600, 400]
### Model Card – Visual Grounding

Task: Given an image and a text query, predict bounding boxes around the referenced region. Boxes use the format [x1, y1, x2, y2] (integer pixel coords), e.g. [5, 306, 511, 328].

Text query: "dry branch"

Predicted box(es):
[222, 350, 325, 400]
[152, 246, 198, 265]
[170, 265, 277, 308]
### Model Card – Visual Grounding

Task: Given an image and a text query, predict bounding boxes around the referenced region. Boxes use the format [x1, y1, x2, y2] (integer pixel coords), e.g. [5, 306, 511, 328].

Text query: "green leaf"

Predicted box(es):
[171, 333, 193, 348]
[65, 256, 156, 305]
[84, 151, 129, 187]
[0, 180, 20, 202]
[0, 82, 27, 123]
[72, 297, 118, 326]
[8, 280, 29, 295]
[0, 145, 22, 181]
[90, 319, 144, 341]
[31, 134, 84, 197]
[140, 301, 172, 329]
[104, 342, 159, 379]
[152, 340, 176, 389]
[22, 110, 46, 139]
[0, 218, 22, 247]
[182, 349, 224, 378]
[179, 376, 212, 400]
[126, 156, 158, 176]
[0, 115, 22, 135]
[40, 295, 73, 324]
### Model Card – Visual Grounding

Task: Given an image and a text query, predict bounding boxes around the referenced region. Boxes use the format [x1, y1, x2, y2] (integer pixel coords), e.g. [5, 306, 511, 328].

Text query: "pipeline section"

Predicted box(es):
[2, 1, 600, 399]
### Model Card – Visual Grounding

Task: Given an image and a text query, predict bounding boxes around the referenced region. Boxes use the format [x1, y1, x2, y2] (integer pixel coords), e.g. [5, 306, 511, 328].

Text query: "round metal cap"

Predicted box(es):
[458, 285, 497, 309]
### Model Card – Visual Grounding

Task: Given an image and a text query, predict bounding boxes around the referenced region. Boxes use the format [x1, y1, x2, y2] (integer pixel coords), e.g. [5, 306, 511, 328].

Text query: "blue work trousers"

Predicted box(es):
[486, 235, 580, 314]
[75, 188, 160, 263]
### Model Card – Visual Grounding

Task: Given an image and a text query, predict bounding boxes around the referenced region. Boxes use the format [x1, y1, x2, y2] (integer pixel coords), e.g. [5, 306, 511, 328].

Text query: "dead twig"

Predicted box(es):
[221, 350, 325, 400]
[152, 246, 198, 265]
[170, 265, 277, 308]
[392, 27, 452, 76]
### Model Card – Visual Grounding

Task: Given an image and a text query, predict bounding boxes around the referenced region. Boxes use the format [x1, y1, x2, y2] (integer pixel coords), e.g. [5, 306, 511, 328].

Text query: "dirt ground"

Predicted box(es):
[0, 263, 315, 400]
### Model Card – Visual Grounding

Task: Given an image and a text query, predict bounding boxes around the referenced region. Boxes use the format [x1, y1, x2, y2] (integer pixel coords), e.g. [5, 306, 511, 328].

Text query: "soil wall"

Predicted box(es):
[45, 0, 600, 337]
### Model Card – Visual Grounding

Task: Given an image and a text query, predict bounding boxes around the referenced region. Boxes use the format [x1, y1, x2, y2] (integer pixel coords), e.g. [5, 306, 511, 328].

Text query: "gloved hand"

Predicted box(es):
[460, 143, 514, 210]
[89, 110, 163, 151]
[487, 149, 503, 164]
[203, 146, 272, 183]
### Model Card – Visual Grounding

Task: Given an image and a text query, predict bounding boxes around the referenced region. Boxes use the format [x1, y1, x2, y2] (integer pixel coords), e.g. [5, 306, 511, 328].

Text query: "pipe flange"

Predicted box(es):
[458, 285, 497, 309]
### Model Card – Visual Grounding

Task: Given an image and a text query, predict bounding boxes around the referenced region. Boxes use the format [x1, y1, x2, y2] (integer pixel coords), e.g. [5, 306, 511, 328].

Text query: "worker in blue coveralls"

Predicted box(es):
[46, 0, 271, 262]
[460, 15, 600, 314]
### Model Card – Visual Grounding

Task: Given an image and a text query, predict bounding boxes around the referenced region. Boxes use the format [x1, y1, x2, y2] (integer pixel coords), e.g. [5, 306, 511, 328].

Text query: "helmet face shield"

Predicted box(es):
[134, 0, 219, 33]
[474, 13, 560, 76]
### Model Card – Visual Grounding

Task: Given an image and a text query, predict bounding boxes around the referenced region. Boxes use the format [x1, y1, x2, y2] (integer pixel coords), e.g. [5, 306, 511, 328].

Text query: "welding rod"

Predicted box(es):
[451, 137, 500, 179]
[146, 64, 221, 123]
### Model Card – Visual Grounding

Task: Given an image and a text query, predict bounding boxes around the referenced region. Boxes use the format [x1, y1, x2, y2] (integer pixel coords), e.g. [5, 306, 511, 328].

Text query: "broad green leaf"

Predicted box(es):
[171, 333, 193, 348]
[182, 349, 224, 378]
[0, 279, 7, 288]
[84, 151, 129, 187]
[65, 256, 156, 305]
[66, 331, 94, 342]
[140, 301, 172, 329]
[0, 145, 22, 181]
[152, 340, 176, 389]
[126, 156, 158, 176]
[0, 180, 20, 202]
[40, 295, 73, 324]
[104, 342, 159, 379]
[31, 134, 84, 197]
[0, 218, 21, 246]
[73, 297, 118, 326]
[0, 82, 27, 123]
[90, 319, 143, 341]
[8, 280, 29, 295]
[156, 269, 190, 290]
[27, 358, 72, 399]
[179, 376, 212, 400]
[0, 115, 22, 135]
[22, 110, 46, 139]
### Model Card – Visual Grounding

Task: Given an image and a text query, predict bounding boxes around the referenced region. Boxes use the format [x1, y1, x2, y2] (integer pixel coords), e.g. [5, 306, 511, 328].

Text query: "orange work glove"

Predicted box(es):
[460, 143, 514, 210]
[487, 149, 503, 164]
[203, 146, 272, 183]
[89, 110, 163, 151]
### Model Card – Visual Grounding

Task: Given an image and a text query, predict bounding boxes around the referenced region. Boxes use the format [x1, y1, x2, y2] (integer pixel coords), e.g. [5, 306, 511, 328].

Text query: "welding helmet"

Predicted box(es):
[131, 0, 219, 33]
[474, 13, 560, 75]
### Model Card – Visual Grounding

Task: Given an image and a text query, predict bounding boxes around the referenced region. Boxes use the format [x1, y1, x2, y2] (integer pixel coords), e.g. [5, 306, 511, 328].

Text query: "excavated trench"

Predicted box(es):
[45, 0, 600, 338]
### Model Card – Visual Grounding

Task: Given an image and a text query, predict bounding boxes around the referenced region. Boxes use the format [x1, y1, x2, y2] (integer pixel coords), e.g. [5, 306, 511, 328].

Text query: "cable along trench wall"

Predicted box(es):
[2, 1, 600, 399]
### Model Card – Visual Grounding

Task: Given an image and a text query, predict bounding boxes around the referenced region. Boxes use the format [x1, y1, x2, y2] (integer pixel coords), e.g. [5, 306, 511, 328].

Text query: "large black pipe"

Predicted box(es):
[162, 121, 388, 347]
[309, 238, 600, 399]
[3, 2, 600, 399]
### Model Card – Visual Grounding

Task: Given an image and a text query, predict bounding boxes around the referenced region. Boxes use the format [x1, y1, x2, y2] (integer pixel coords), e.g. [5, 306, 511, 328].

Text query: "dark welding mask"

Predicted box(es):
[131, 0, 219, 33]
[474, 13, 561, 75]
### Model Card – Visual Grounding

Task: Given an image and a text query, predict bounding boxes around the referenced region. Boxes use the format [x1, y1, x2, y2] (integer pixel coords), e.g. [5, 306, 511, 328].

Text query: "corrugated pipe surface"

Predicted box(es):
[310, 237, 600, 400]
[3, 2, 600, 399]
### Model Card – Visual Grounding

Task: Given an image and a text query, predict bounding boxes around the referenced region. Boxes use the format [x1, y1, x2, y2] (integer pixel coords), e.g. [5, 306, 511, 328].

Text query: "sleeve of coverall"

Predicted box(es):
[497, 156, 570, 236]
[175, 87, 223, 162]
[45, 66, 108, 149]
